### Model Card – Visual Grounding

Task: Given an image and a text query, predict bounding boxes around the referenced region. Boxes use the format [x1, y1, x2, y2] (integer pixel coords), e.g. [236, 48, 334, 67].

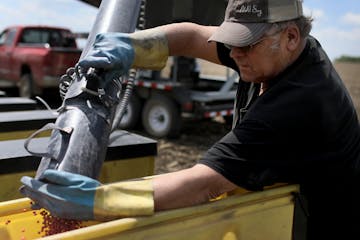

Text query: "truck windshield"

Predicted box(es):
[0, 29, 17, 46]
[19, 28, 77, 48]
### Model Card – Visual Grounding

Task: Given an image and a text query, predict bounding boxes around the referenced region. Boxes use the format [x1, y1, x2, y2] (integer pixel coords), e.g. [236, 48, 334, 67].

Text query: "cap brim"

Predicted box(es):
[208, 21, 272, 47]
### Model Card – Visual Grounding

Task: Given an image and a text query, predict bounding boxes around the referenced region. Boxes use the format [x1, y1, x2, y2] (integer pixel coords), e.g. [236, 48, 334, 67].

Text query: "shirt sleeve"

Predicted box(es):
[199, 119, 297, 190]
[216, 43, 238, 71]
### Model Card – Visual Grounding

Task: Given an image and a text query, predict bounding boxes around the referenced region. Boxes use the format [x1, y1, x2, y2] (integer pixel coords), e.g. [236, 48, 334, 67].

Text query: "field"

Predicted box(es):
[153, 61, 360, 174]
[334, 62, 360, 119]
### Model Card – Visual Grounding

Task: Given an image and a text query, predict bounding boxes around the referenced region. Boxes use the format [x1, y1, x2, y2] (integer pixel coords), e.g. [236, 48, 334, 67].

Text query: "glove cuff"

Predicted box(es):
[130, 28, 169, 70]
[93, 179, 154, 221]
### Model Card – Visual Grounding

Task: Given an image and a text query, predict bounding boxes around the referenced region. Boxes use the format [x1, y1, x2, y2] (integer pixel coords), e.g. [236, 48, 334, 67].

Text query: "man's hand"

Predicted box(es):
[20, 170, 101, 220]
[79, 29, 169, 80]
[20, 170, 154, 221]
[79, 32, 135, 81]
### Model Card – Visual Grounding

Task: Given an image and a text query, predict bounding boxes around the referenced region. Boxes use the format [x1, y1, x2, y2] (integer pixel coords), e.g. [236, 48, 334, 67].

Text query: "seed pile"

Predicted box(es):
[39, 210, 84, 236]
[2, 210, 84, 239]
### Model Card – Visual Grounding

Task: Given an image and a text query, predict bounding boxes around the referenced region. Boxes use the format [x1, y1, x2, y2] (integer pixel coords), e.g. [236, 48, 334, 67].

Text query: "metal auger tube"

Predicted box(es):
[34, 0, 142, 179]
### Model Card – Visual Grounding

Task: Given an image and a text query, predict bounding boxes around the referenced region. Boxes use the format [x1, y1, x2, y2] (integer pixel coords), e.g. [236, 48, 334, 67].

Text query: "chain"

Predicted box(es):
[59, 67, 75, 100]
[58, 0, 147, 102]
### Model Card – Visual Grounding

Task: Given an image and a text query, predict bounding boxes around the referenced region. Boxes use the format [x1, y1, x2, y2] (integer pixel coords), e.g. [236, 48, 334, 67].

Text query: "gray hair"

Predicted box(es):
[265, 16, 313, 50]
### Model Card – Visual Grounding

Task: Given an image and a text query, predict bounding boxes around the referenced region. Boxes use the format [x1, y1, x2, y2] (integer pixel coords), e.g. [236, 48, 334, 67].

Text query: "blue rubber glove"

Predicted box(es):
[20, 169, 101, 220]
[79, 32, 135, 81]
[78, 29, 169, 82]
[20, 169, 154, 221]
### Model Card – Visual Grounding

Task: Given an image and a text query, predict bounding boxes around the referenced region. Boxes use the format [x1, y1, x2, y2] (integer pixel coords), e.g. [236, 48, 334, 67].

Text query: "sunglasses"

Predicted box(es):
[224, 36, 271, 53]
[224, 29, 283, 53]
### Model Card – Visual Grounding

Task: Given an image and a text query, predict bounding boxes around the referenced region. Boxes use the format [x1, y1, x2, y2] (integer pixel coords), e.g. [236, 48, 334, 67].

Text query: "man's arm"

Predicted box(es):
[20, 164, 237, 220]
[78, 22, 221, 81]
[159, 22, 221, 65]
[153, 164, 237, 211]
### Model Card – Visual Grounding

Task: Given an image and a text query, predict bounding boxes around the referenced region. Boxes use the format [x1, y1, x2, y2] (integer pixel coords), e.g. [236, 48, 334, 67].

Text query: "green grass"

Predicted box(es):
[335, 55, 360, 63]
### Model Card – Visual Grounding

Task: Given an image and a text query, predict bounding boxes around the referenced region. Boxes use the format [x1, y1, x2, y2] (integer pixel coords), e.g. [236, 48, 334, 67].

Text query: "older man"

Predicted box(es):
[21, 0, 359, 239]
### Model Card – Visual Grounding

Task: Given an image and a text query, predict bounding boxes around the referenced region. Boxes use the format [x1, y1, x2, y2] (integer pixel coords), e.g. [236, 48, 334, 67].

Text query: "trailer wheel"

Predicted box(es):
[19, 73, 33, 98]
[117, 94, 142, 130]
[142, 95, 181, 138]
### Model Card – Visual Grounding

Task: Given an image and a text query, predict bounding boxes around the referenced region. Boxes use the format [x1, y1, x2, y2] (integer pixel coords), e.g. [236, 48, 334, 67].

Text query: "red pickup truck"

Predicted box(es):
[0, 25, 82, 97]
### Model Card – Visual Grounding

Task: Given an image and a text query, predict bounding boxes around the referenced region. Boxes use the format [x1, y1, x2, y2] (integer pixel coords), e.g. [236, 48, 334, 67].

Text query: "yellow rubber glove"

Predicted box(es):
[94, 179, 154, 221]
[130, 28, 169, 70]
[20, 170, 154, 221]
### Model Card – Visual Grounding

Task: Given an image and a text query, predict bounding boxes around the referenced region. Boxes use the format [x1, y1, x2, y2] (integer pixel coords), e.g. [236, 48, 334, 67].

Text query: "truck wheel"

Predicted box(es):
[142, 95, 181, 138]
[18, 73, 41, 98]
[117, 94, 142, 130]
[19, 73, 33, 98]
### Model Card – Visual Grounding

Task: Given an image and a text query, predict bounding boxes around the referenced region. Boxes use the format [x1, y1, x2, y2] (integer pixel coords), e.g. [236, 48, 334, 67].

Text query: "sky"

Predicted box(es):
[0, 0, 360, 61]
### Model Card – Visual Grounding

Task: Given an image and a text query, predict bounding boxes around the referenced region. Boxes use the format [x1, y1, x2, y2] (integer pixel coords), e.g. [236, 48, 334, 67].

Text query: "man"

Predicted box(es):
[21, 0, 360, 239]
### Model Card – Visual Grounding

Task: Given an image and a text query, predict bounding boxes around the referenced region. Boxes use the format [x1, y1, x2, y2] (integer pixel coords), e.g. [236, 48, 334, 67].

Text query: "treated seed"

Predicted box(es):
[39, 210, 84, 236]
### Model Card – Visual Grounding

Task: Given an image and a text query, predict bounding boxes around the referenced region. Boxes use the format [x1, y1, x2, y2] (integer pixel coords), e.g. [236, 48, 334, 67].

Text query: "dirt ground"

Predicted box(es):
[334, 62, 360, 119]
[152, 118, 231, 174]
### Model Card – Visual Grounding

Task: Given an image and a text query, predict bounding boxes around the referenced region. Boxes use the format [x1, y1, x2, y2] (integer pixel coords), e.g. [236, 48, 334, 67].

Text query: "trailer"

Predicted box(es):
[118, 59, 238, 138]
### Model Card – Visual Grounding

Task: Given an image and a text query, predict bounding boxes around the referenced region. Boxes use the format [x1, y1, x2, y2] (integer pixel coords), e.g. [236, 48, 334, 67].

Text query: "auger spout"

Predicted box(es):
[31, 0, 142, 179]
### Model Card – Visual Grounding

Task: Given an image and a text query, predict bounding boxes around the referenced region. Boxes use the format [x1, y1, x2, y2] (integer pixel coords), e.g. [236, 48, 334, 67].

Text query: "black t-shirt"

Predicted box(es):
[199, 37, 360, 239]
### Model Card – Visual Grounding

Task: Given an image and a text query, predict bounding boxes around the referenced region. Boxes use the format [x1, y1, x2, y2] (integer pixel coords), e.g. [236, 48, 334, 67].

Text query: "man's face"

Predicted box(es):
[228, 29, 291, 83]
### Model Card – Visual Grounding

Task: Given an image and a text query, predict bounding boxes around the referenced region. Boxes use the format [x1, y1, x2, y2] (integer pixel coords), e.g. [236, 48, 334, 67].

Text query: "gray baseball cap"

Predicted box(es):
[209, 0, 303, 47]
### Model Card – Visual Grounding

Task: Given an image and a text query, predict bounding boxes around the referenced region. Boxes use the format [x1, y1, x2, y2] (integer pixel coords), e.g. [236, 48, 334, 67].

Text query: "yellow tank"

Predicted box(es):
[0, 130, 156, 201]
[0, 184, 299, 240]
[0, 110, 56, 141]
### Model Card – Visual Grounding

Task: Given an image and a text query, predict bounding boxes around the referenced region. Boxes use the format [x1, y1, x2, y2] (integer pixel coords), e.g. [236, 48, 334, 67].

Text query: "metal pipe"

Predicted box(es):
[80, 0, 142, 59]
[34, 0, 142, 179]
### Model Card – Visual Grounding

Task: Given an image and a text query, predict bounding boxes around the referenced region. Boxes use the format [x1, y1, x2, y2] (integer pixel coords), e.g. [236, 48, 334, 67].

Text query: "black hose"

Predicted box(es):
[111, 0, 147, 131]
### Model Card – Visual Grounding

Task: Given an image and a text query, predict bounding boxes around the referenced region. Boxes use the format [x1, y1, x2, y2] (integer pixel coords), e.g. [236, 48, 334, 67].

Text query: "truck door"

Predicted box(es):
[0, 28, 17, 81]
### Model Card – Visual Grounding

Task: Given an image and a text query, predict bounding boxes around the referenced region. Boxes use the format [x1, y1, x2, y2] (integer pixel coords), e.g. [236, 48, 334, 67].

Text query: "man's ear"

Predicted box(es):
[285, 24, 301, 51]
